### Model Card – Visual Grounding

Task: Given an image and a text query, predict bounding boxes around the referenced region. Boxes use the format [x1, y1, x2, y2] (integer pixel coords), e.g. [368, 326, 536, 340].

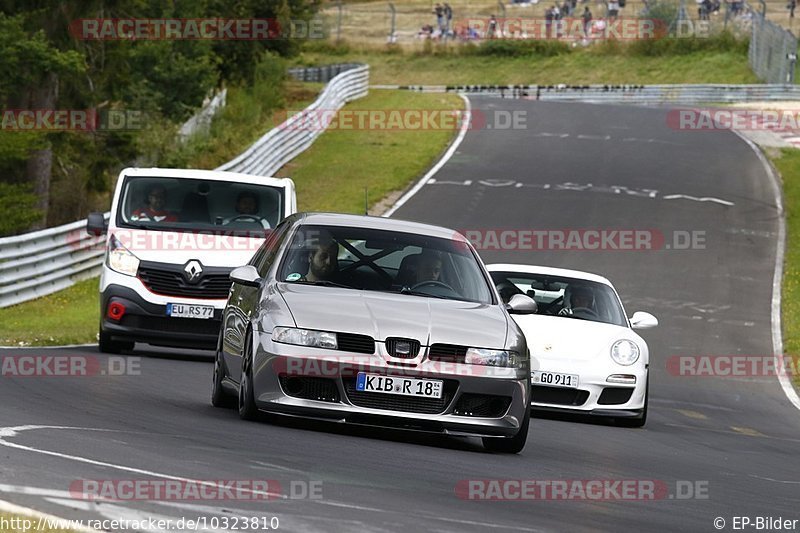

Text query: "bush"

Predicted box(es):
[463, 39, 571, 57]
[0, 183, 41, 237]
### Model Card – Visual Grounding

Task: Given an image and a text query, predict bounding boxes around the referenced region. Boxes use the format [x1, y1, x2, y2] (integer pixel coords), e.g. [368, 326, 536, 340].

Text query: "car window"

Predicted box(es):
[278, 224, 493, 304]
[250, 219, 292, 277]
[490, 271, 627, 327]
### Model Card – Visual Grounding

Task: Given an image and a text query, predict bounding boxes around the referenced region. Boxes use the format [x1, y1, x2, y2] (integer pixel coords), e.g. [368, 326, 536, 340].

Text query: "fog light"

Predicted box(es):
[107, 301, 126, 321]
[606, 374, 637, 384]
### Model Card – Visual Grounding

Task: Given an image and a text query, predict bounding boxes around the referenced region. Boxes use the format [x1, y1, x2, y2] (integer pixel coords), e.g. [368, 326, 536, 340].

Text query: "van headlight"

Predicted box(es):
[465, 348, 518, 368]
[107, 235, 140, 277]
[272, 327, 338, 349]
[610, 339, 640, 366]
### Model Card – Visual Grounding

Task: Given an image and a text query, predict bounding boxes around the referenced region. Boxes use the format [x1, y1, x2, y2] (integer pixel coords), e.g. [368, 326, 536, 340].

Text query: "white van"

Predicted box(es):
[87, 167, 297, 353]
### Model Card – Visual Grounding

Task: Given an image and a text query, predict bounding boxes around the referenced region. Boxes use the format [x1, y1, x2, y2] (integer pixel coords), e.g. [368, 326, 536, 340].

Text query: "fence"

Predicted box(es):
[749, 8, 798, 83]
[0, 64, 369, 309]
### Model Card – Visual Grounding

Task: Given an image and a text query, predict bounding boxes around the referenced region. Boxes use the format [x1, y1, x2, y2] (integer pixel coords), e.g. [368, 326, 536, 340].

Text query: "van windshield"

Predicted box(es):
[116, 176, 284, 233]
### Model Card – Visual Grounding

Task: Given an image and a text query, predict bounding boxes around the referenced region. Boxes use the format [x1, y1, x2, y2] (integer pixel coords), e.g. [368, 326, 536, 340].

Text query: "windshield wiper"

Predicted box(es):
[125, 222, 165, 231]
[397, 287, 448, 299]
[294, 280, 357, 290]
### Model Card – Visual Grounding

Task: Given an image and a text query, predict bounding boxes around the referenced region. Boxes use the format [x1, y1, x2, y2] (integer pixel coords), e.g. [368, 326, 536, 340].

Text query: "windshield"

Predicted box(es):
[278, 224, 494, 304]
[490, 271, 627, 327]
[116, 175, 284, 232]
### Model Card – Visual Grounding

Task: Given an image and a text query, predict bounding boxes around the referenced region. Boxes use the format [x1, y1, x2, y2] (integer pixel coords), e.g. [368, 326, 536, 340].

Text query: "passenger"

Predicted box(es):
[131, 185, 177, 222]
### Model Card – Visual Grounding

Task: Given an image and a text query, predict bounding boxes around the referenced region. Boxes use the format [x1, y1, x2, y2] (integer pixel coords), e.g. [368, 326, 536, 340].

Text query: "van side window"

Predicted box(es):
[250, 221, 291, 277]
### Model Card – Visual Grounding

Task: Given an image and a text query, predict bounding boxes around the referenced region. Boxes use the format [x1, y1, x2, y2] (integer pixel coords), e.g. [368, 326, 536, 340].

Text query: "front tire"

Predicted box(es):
[211, 336, 236, 409]
[483, 406, 530, 454]
[617, 377, 648, 428]
[238, 331, 259, 421]
[98, 328, 134, 354]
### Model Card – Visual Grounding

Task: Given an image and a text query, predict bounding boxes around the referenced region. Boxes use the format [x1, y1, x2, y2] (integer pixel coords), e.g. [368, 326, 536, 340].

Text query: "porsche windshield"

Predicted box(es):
[491, 271, 627, 327]
[279, 225, 494, 304]
[116, 176, 284, 233]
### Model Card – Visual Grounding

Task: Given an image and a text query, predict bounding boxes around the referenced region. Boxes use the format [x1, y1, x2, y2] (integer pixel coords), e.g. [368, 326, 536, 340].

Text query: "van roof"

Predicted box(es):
[120, 167, 294, 188]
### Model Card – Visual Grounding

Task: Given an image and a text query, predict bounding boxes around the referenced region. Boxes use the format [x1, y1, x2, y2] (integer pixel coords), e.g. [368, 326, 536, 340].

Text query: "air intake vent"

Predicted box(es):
[428, 343, 468, 363]
[337, 332, 375, 354]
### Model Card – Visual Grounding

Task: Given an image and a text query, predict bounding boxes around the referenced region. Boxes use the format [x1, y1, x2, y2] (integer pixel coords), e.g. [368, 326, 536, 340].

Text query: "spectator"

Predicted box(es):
[433, 3, 445, 32]
[487, 14, 498, 38]
[608, 0, 620, 20]
[582, 6, 593, 36]
[444, 2, 453, 33]
[545, 7, 554, 37]
[789, 0, 797, 18]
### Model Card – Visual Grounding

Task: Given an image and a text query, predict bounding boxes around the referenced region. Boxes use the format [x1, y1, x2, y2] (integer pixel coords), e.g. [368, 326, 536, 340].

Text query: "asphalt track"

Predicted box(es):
[1, 97, 798, 532]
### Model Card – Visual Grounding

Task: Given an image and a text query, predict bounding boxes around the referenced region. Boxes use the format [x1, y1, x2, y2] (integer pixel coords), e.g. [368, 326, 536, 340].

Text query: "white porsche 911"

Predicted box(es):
[487, 264, 658, 427]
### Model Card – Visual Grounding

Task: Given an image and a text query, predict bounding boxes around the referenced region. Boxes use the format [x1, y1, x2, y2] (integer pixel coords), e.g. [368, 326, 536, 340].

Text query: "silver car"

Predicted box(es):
[212, 213, 533, 453]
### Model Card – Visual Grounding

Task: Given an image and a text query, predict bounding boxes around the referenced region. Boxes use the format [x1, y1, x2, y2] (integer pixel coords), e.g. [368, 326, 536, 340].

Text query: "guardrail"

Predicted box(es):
[0, 64, 369, 309]
[375, 83, 800, 103]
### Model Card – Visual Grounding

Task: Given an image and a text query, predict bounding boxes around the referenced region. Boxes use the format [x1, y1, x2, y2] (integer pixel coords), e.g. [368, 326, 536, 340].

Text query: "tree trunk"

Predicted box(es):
[26, 72, 58, 230]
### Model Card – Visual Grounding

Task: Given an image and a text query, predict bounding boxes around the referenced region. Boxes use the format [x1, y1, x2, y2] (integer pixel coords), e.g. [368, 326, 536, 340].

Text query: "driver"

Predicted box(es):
[559, 285, 595, 316]
[416, 251, 442, 284]
[224, 191, 270, 229]
[131, 185, 177, 222]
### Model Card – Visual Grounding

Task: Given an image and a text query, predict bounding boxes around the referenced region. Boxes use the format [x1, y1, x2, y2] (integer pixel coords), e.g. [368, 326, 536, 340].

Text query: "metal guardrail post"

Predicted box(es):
[388, 3, 397, 43]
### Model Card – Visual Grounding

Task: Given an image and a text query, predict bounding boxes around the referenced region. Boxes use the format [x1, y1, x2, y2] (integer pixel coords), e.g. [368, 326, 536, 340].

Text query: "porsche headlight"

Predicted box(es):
[610, 339, 640, 366]
[465, 348, 518, 368]
[272, 327, 338, 350]
[107, 235, 140, 277]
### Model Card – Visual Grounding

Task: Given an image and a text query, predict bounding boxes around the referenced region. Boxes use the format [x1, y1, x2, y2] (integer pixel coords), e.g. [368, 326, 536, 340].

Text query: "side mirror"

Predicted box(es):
[86, 212, 107, 236]
[630, 311, 658, 329]
[230, 265, 262, 288]
[506, 294, 538, 315]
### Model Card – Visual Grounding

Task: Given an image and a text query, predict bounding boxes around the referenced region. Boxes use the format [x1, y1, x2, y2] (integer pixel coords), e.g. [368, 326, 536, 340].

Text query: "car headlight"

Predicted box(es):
[107, 235, 140, 277]
[465, 348, 518, 368]
[272, 327, 338, 350]
[610, 339, 640, 366]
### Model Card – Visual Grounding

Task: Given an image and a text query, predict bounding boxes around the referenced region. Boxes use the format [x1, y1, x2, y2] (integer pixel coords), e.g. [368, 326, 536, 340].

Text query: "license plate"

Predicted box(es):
[166, 303, 214, 319]
[532, 371, 579, 388]
[356, 373, 443, 399]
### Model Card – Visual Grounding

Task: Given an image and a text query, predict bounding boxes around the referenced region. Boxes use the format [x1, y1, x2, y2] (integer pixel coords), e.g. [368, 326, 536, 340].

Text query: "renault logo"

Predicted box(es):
[184, 260, 203, 282]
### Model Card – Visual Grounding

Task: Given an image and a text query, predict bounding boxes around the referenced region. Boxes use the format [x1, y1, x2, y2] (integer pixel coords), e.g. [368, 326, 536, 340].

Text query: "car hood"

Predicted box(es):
[278, 284, 509, 348]
[510, 314, 639, 363]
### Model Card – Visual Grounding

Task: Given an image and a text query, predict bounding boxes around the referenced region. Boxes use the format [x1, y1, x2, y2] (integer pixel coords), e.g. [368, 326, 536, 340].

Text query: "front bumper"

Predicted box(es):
[250, 339, 530, 438]
[530, 358, 647, 415]
[101, 284, 223, 349]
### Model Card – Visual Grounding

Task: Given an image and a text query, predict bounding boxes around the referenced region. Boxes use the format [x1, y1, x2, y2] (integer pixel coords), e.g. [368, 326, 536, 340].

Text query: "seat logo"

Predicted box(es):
[184, 260, 203, 282]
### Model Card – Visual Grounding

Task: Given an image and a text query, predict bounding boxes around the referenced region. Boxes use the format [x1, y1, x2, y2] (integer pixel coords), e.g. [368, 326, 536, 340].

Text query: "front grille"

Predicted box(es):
[386, 338, 420, 359]
[453, 394, 512, 418]
[428, 343, 467, 363]
[279, 375, 340, 402]
[120, 315, 220, 336]
[598, 387, 634, 405]
[531, 386, 589, 406]
[337, 332, 375, 354]
[343, 377, 458, 414]
[138, 262, 232, 299]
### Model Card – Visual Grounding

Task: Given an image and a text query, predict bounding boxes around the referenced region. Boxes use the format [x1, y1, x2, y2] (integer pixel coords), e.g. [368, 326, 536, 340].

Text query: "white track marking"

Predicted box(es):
[733, 130, 800, 412]
[662, 194, 735, 206]
[382, 94, 471, 218]
[0, 425, 283, 500]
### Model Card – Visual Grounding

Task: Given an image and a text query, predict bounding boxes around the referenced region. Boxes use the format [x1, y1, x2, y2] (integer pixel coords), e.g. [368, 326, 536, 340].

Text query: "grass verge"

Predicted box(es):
[769, 148, 800, 386]
[296, 35, 758, 85]
[0, 90, 462, 347]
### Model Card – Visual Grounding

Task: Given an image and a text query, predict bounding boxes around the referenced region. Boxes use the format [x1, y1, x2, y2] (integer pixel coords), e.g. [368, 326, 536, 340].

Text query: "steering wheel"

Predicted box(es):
[540, 296, 563, 315]
[410, 280, 456, 292]
[228, 215, 263, 224]
[570, 307, 599, 319]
